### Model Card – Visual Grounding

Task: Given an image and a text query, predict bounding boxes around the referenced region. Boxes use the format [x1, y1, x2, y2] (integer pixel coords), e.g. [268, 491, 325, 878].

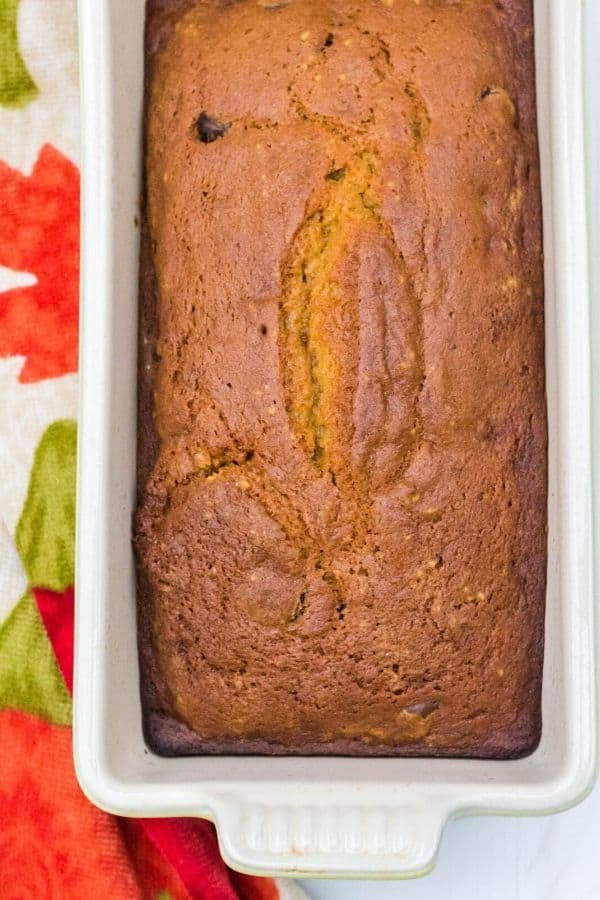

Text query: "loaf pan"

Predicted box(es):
[74, 0, 596, 879]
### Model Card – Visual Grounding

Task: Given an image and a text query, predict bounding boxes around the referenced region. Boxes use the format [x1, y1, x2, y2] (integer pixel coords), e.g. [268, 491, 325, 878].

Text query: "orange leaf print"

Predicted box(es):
[0, 144, 79, 382]
[0, 710, 140, 899]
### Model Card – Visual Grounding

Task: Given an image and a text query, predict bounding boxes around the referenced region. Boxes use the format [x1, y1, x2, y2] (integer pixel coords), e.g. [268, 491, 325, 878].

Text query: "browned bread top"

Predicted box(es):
[135, 0, 546, 757]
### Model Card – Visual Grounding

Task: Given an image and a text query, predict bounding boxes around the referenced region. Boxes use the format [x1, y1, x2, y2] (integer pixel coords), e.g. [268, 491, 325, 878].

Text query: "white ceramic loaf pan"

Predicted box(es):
[75, 0, 597, 879]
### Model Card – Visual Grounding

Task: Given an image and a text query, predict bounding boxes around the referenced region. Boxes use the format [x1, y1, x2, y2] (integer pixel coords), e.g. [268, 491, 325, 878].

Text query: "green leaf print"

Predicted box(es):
[0, 0, 38, 108]
[0, 591, 71, 724]
[15, 419, 77, 592]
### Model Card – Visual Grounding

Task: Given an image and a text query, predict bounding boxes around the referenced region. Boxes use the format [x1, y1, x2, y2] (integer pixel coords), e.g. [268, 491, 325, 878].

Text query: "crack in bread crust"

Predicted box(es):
[278, 149, 382, 472]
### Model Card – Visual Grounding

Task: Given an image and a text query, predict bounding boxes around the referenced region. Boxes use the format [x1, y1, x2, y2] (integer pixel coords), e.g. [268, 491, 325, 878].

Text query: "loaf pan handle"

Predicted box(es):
[212, 794, 449, 878]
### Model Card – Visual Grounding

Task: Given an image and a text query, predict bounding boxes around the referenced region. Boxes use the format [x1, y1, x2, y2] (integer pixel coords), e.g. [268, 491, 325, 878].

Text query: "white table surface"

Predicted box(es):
[299, 4, 600, 898]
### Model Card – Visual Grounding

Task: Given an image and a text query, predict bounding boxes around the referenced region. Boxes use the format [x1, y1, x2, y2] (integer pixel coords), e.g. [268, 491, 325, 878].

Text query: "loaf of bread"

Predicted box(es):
[135, 0, 546, 757]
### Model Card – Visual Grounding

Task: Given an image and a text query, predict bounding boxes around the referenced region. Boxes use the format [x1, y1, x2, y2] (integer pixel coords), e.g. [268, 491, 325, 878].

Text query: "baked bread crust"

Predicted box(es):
[135, 0, 546, 758]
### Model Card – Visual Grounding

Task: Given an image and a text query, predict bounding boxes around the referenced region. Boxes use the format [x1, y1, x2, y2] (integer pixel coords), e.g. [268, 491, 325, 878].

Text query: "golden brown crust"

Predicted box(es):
[135, 0, 546, 758]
